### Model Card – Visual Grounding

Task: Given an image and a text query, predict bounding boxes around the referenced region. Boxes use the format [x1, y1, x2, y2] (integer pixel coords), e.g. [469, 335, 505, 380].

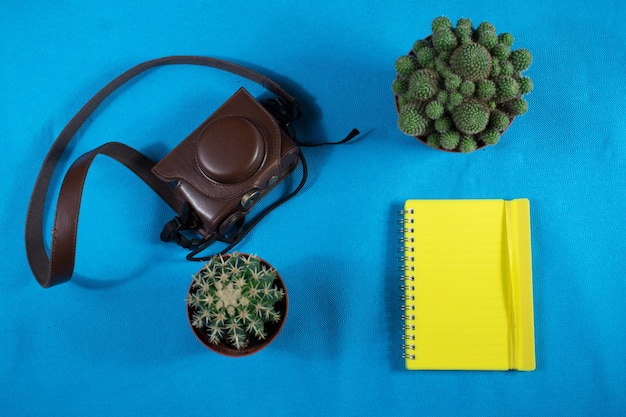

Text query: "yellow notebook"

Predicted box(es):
[401, 199, 535, 371]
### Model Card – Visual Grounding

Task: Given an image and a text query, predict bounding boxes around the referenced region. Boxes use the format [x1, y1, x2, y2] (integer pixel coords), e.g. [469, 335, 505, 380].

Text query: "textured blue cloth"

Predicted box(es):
[2, 1, 625, 416]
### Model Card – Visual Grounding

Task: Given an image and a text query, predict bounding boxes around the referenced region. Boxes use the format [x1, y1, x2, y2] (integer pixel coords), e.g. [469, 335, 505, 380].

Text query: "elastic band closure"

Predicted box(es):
[504, 200, 517, 370]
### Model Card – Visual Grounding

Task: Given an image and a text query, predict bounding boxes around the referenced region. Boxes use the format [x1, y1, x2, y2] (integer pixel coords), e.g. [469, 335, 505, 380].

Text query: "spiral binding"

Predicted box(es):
[399, 207, 416, 361]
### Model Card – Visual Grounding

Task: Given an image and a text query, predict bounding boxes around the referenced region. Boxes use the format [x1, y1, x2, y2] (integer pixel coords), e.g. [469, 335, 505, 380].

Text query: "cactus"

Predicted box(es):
[449, 43, 492, 81]
[459, 80, 476, 97]
[391, 78, 408, 95]
[518, 76, 534, 95]
[434, 115, 453, 133]
[407, 72, 438, 100]
[432, 27, 458, 51]
[455, 18, 473, 43]
[502, 97, 529, 116]
[439, 131, 461, 150]
[452, 101, 489, 135]
[510, 49, 533, 71]
[479, 129, 501, 145]
[393, 16, 533, 152]
[491, 43, 511, 60]
[488, 109, 511, 132]
[395, 55, 418, 77]
[426, 133, 440, 148]
[495, 76, 520, 101]
[432, 16, 453, 32]
[498, 32, 514, 47]
[398, 108, 430, 136]
[446, 91, 464, 110]
[459, 136, 478, 153]
[186, 252, 285, 350]
[476, 22, 498, 50]
[476, 79, 496, 100]
[425, 100, 445, 120]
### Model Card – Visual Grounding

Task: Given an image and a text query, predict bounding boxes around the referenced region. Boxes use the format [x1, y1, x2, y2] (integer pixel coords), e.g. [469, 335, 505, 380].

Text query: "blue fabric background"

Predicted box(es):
[2, 1, 625, 416]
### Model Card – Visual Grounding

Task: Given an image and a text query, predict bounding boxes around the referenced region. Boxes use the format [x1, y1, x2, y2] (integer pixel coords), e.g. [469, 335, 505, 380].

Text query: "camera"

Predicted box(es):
[152, 87, 301, 253]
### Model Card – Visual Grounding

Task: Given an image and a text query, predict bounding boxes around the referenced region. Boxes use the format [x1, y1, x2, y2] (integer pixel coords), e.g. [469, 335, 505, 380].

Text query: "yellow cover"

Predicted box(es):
[402, 199, 535, 371]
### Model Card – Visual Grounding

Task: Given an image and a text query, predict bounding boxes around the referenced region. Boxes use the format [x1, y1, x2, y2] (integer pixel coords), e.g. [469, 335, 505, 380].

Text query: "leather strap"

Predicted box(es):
[50, 142, 184, 283]
[25, 56, 300, 288]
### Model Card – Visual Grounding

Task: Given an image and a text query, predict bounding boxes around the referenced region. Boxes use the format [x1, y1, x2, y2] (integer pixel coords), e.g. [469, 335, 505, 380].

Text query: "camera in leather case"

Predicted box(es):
[153, 87, 301, 250]
[26, 56, 357, 287]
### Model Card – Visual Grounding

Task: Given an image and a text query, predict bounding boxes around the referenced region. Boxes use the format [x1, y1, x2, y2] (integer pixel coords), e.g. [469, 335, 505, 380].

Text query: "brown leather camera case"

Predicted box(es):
[152, 87, 300, 238]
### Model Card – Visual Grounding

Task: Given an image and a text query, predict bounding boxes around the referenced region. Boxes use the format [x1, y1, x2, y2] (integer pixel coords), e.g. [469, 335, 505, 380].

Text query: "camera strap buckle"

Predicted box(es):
[160, 203, 208, 249]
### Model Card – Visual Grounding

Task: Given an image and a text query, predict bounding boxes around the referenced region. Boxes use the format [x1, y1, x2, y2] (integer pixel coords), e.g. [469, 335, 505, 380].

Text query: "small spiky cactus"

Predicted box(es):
[393, 16, 533, 152]
[186, 252, 285, 350]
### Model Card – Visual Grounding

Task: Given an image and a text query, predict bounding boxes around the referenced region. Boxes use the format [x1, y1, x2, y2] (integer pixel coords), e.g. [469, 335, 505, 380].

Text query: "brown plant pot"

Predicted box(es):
[186, 255, 288, 357]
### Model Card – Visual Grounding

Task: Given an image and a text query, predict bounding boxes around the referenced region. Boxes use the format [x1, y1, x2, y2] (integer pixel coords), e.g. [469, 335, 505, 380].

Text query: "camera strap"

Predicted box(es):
[25, 56, 303, 288]
[25, 56, 358, 288]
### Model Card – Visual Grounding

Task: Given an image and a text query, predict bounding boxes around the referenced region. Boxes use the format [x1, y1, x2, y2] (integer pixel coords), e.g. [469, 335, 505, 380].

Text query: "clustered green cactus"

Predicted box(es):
[186, 253, 284, 350]
[393, 16, 533, 152]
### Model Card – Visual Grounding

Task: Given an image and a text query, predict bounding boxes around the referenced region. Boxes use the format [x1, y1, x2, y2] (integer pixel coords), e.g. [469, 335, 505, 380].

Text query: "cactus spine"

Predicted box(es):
[394, 17, 533, 152]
